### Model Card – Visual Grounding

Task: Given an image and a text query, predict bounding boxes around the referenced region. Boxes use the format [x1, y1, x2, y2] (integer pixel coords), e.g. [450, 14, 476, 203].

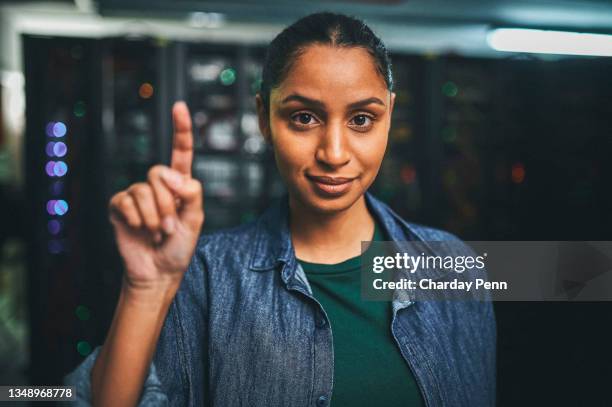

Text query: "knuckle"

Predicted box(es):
[129, 182, 149, 197]
[109, 191, 125, 209]
[148, 164, 166, 180]
[188, 179, 203, 194]
[127, 183, 139, 194]
[155, 181, 173, 198]
[119, 195, 133, 211]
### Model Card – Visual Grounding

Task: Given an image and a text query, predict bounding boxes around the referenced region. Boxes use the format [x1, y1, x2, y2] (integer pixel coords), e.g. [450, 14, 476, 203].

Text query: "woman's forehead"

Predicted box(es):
[273, 44, 388, 101]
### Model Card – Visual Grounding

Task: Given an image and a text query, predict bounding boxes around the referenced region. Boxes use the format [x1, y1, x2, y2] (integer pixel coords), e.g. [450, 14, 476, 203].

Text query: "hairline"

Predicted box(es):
[262, 42, 391, 113]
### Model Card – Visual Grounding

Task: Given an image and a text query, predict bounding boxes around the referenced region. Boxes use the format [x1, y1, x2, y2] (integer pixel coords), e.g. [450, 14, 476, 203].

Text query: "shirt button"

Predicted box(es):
[316, 395, 328, 406]
[316, 314, 327, 328]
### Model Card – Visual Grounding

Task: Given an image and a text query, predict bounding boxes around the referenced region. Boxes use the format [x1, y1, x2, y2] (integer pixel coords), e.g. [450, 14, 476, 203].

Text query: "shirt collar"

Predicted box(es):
[248, 193, 293, 271]
[249, 191, 447, 279]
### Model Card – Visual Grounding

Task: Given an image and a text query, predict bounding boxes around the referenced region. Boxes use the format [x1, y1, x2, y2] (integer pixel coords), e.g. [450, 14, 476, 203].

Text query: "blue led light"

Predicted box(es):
[54, 200, 69, 216]
[53, 122, 67, 137]
[53, 161, 68, 177]
[47, 199, 69, 216]
[45, 121, 69, 244]
[53, 142, 67, 157]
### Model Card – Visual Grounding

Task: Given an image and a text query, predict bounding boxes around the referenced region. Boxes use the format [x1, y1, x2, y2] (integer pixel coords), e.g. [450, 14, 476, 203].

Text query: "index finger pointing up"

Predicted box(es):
[171, 101, 194, 176]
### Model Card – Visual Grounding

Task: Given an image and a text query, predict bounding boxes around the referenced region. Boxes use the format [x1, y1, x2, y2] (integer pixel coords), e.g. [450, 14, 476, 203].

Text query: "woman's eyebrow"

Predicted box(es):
[280, 93, 386, 109]
[280, 94, 325, 108]
[347, 97, 386, 109]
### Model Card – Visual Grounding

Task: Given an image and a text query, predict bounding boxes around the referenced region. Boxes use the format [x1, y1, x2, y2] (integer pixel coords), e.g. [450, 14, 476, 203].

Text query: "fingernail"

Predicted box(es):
[162, 216, 175, 234]
[163, 170, 183, 189]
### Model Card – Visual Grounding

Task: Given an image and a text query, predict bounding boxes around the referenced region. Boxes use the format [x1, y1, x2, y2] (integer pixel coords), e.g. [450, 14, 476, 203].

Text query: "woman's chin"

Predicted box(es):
[296, 192, 362, 215]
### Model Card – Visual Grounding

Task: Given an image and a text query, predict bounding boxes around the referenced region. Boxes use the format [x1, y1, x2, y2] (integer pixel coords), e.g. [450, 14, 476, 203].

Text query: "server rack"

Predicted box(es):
[23, 36, 290, 383]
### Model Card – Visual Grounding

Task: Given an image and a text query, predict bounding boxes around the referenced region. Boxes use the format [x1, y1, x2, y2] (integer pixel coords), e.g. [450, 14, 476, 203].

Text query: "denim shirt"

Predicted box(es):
[65, 192, 496, 407]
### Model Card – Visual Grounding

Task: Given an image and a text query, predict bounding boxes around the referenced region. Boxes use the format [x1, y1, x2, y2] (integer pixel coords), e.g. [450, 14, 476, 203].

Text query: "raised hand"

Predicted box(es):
[108, 101, 204, 293]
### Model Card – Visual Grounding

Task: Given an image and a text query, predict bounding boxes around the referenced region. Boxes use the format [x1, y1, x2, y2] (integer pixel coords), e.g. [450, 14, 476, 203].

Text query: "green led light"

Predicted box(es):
[77, 341, 92, 356]
[73, 101, 86, 117]
[75, 305, 91, 321]
[219, 68, 236, 86]
[442, 81, 458, 97]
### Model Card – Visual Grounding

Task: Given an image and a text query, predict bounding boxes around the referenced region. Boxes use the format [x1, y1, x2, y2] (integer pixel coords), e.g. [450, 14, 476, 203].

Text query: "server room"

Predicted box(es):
[0, 0, 611, 406]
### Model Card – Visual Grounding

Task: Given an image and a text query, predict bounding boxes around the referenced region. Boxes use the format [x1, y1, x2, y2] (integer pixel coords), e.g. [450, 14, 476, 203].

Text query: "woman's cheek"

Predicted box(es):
[271, 138, 310, 186]
[277, 141, 307, 170]
[354, 135, 387, 166]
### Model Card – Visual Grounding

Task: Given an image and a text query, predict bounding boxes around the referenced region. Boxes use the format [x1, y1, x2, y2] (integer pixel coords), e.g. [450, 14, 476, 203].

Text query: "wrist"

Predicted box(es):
[120, 274, 181, 309]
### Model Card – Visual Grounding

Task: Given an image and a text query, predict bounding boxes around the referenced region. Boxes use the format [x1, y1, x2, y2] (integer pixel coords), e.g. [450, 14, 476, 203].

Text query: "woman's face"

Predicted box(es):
[256, 44, 395, 214]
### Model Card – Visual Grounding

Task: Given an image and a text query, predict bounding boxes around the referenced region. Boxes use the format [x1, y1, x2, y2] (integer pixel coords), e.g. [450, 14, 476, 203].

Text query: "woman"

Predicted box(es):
[66, 12, 496, 407]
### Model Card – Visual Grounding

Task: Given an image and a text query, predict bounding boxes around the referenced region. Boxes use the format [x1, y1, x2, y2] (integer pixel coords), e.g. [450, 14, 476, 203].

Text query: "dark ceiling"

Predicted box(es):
[97, 0, 612, 32]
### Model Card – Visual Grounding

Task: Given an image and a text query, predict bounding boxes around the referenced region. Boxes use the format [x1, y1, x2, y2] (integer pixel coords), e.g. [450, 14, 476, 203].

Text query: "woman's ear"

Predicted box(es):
[386, 91, 396, 132]
[255, 93, 272, 144]
[389, 91, 396, 121]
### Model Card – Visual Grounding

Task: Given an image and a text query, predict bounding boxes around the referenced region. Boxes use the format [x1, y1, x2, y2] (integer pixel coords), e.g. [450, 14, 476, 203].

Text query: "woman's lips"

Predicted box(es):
[306, 174, 356, 197]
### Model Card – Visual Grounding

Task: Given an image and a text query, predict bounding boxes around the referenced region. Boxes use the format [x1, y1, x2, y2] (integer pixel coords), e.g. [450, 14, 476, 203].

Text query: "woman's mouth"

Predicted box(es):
[306, 174, 356, 197]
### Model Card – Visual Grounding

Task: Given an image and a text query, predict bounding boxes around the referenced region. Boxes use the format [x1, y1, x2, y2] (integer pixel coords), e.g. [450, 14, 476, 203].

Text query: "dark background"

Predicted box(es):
[1, 1, 612, 406]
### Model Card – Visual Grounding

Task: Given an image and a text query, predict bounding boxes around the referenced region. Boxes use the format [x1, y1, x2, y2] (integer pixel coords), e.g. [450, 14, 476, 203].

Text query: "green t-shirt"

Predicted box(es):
[297, 222, 425, 407]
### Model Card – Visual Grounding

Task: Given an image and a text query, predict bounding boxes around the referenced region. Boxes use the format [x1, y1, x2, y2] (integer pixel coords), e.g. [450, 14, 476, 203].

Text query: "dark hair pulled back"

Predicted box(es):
[259, 12, 393, 113]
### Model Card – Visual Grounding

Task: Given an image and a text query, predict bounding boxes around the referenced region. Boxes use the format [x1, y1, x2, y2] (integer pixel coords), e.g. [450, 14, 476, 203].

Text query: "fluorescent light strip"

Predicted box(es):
[487, 28, 612, 57]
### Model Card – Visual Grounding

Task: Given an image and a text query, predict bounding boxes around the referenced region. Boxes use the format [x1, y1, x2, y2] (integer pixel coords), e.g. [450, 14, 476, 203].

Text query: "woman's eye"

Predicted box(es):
[291, 113, 316, 126]
[350, 114, 374, 129]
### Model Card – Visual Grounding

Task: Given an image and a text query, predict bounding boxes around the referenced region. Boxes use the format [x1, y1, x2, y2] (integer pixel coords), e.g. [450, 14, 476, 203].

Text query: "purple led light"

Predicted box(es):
[45, 122, 56, 137]
[53, 161, 68, 177]
[54, 200, 69, 216]
[46, 142, 56, 157]
[53, 122, 67, 137]
[48, 219, 62, 235]
[47, 200, 57, 215]
[45, 161, 56, 176]
[53, 142, 67, 157]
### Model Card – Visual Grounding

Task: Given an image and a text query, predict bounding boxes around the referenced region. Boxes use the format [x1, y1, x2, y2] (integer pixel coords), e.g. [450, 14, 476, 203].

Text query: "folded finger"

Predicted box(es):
[166, 178, 204, 229]
[128, 183, 161, 240]
[109, 191, 142, 229]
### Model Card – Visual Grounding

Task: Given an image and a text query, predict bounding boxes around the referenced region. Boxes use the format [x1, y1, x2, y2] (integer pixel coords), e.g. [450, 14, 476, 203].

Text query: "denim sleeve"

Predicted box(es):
[63, 346, 169, 406]
[63, 237, 209, 406]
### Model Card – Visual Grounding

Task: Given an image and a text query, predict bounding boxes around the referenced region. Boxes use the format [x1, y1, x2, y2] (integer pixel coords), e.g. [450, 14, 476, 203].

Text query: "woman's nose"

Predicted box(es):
[315, 123, 351, 168]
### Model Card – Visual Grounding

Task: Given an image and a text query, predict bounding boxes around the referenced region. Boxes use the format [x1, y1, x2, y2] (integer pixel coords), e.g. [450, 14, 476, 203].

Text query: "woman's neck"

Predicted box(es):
[289, 195, 375, 264]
